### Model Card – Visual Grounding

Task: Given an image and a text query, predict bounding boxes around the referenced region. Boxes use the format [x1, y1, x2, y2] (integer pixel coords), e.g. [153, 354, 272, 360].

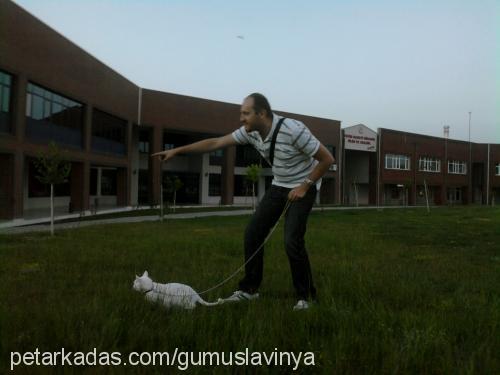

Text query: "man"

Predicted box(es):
[152, 93, 334, 310]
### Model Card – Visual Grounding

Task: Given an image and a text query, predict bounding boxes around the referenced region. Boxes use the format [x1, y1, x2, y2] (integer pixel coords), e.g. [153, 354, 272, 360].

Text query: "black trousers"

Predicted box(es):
[238, 184, 317, 300]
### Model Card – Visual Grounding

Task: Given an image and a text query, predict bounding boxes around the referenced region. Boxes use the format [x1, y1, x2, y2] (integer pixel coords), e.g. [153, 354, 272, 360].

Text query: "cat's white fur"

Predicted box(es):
[133, 271, 223, 310]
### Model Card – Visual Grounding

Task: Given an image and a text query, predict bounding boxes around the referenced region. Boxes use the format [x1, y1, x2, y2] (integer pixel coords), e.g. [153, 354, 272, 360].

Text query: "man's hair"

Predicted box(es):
[247, 93, 272, 118]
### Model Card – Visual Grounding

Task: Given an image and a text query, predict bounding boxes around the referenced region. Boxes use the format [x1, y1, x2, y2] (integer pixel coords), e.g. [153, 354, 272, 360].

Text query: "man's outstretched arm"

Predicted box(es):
[151, 134, 238, 162]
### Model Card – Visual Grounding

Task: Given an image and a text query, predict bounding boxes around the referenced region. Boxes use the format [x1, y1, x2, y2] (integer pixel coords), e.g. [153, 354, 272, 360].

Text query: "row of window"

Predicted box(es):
[2, 70, 500, 173]
[26, 82, 83, 131]
[385, 154, 473, 175]
[0, 71, 12, 133]
[209, 161, 500, 198]
[1, 70, 127, 155]
[28, 163, 118, 198]
[0, 71, 11, 113]
[160, 173, 256, 198]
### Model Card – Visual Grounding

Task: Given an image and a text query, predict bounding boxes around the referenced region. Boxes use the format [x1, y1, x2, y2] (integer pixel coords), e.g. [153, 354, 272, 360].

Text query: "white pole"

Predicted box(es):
[468, 112, 472, 204]
[252, 183, 256, 212]
[354, 178, 359, 207]
[339, 127, 343, 205]
[160, 162, 163, 222]
[487, 144, 490, 205]
[50, 183, 54, 236]
[137, 87, 142, 125]
[377, 128, 381, 208]
[424, 179, 430, 213]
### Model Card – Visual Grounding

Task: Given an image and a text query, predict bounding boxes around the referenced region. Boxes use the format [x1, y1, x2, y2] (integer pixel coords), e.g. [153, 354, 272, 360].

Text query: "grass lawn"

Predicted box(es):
[0, 207, 499, 374]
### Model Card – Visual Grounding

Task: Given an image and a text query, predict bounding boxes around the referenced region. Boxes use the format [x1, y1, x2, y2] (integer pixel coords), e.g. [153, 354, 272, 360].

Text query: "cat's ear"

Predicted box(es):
[135, 275, 139, 279]
[143, 271, 148, 277]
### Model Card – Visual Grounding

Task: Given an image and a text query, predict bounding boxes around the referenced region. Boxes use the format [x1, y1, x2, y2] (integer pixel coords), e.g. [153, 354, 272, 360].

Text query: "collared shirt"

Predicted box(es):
[232, 113, 321, 189]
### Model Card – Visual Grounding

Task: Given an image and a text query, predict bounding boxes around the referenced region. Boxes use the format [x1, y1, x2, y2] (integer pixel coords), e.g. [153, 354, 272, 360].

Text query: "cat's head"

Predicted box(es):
[133, 271, 153, 292]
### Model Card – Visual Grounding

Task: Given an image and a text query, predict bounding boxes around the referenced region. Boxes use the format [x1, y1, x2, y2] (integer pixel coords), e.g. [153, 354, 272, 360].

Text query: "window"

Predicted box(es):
[326, 145, 336, 158]
[235, 145, 262, 167]
[209, 149, 224, 166]
[28, 160, 70, 197]
[90, 168, 98, 195]
[447, 187, 463, 204]
[163, 133, 192, 151]
[92, 109, 127, 155]
[139, 142, 149, 153]
[211, 150, 223, 157]
[164, 143, 175, 150]
[234, 175, 259, 196]
[0, 70, 12, 133]
[419, 157, 441, 172]
[138, 129, 150, 153]
[209, 174, 221, 196]
[26, 82, 83, 147]
[495, 163, 500, 176]
[448, 160, 467, 175]
[101, 169, 117, 195]
[385, 154, 410, 170]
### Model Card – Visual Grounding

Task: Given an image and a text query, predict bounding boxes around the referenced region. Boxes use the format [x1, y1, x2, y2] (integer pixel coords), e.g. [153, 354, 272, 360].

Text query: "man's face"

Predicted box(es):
[240, 97, 264, 133]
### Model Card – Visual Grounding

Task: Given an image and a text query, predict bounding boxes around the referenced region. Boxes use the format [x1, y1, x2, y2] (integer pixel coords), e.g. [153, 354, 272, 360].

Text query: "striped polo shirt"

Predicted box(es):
[232, 114, 321, 189]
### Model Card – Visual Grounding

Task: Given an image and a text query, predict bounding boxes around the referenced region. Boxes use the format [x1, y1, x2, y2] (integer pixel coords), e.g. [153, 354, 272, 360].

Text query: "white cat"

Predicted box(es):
[133, 271, 223, 310]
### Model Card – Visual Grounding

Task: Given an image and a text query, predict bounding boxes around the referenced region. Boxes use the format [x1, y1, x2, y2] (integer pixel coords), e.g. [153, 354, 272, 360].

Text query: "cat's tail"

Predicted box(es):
[198, 297, 225, 307]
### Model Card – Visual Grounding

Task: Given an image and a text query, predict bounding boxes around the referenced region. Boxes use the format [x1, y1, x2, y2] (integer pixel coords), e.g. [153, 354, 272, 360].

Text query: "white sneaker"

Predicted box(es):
[293, 300, 310, 310]
[224, 290, 259, 302]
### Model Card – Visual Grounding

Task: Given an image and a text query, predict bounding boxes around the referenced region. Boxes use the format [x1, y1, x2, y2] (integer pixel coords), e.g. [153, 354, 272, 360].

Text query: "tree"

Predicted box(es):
[245, 164, 262, 211]
[33, 142, 71, 236]
[164, 175, 183, 213]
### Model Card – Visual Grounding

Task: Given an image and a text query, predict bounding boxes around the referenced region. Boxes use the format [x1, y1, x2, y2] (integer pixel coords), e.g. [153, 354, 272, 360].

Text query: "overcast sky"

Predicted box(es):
[13, 0, 499, 143]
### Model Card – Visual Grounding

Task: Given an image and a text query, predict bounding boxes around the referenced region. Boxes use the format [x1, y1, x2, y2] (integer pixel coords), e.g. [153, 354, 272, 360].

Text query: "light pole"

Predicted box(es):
[468, 112, 472, 204]
[444, 125, 449, 204]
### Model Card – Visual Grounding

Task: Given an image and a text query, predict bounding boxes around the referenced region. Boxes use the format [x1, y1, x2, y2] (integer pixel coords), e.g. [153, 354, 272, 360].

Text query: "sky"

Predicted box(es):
[13, 0, 499, 143]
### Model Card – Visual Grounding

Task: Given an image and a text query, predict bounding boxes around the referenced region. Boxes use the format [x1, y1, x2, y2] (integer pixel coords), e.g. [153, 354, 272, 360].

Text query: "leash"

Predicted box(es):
[196, 199, 292, 296]
[150, 199, 292, 298]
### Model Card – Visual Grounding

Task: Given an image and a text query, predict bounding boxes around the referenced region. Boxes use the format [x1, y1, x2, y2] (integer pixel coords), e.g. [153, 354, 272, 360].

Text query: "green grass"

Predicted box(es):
[1, 207, 499, 374]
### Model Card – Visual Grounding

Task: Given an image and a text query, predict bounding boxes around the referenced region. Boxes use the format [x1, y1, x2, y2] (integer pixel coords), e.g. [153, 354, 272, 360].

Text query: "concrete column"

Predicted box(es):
[13, 150, 24, 218]
[83, 104, 92, 152]
[70, 162, 84, 211]
[151, 126, 163, 206]
[258, 175, 265, 201]
[126, 120, 134, 206]
[97, 168, 102, 197]
[12, 74, 27, 142]
[200, 153, 210, 204]
[0, 153, 14, 219]
[130, 124, 139, 206]
[82, 160, 90, 210]
[69, 161, 90, 211]
[117, 167, 128, 206]
[221, 146, 235, 205]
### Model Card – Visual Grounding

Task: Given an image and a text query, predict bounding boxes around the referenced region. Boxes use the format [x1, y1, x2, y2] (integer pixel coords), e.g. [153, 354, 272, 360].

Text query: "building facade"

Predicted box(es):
[376, 128, 500, 207]
[1, 0, 499, 221]
[0, 0, 140, 220]
[0, 0, 341, 220]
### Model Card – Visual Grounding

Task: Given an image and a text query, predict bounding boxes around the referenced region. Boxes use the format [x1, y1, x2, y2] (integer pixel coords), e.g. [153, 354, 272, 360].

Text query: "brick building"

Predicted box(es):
[339, 126, 500, 207]
[0, 0, 340, 220]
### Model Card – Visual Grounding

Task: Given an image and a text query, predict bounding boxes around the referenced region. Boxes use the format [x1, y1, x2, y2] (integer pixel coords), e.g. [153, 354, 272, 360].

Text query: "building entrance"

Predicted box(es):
[342, 124, 377, 206]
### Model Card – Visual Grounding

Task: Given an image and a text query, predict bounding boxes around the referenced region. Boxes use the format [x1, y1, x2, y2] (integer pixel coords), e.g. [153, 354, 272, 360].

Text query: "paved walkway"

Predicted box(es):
[0, 205, 417, 235]
[0, 210, 254, 235]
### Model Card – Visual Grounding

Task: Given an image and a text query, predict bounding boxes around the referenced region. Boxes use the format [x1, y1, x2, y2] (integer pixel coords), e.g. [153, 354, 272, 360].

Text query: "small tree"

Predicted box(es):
[245, 164, 262, 211]
[164, 175, 183, 213]
[33, 142, 71, 236]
